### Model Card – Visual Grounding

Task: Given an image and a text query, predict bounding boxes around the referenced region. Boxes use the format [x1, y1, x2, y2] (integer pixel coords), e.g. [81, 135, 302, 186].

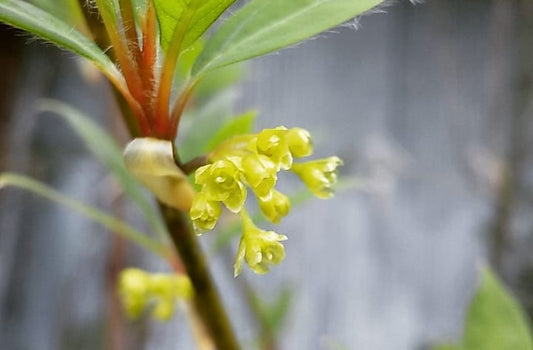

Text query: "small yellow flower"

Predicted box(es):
[234, 210, 288, 276]
[148, 274, 193, 321]
[149, 274, 174, 298]
[173, 275, 194, 299]
[258, 189, 291, 224]
[118, 269, 193, 322]
[254, 126, 293, 170]
[241, 154, 278, 198]
[195, 159, 247, 213]
[285, 127, 313, 158]
[291, 156, 343, 199]
[190, 192, 221, 233]
[118, 268, 150, 319]
[152, 297, 174, 321]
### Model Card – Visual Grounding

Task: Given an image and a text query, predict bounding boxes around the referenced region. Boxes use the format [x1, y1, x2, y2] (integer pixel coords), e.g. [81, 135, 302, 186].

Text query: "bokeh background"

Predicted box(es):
[2, 0, 533, 349]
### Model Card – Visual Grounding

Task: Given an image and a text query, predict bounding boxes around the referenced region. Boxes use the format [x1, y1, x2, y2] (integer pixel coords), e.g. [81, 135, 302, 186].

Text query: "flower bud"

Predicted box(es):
[190, 192, 221, 233]
[285, 127, 313, 158]
[291, 156, 343, 199]
[241, 154, 278, 198]
[258, 189, 291, 224]
[255, 127, 293, 170]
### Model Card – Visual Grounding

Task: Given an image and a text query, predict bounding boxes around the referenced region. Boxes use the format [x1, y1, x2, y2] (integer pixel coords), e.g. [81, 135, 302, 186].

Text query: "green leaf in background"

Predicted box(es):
[38, 100, 169, 242]
[462, 268, 533, 350]
[0, 0, 121, 79]
[0, 173, 165, 256]
[178, 90, 239, 161]
[206, 110, 257, 151]
[195, 63, 244, 99]
[262, 286, 292, 333]
[431, 345, 459, 350]
[154, 0, 235, 52]
[193, 0, 384, 75]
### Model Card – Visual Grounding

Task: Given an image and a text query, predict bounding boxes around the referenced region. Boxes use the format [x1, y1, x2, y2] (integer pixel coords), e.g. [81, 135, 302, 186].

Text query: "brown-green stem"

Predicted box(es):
[159, 204, 242, 350]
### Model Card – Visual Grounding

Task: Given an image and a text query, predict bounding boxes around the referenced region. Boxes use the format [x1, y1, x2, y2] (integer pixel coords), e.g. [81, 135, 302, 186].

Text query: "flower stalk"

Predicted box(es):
[77, 3, 242, 347]
[159, 204, 242, 350]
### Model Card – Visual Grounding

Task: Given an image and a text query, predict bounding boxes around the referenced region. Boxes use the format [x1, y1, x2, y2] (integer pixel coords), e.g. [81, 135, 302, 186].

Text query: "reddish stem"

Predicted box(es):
[154, 1, 200, 138]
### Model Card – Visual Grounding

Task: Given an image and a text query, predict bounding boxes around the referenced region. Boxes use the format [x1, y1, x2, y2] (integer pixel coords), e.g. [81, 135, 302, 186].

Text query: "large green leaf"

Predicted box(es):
[193, 0, 384, 75]
[28, 0, 86, 29]
[462, 268, 533, 350]
[38, 100, 169, 242]
[0, 0, 120, 79]
[0, 173, 165, 256]
[154, 0, 236, 51]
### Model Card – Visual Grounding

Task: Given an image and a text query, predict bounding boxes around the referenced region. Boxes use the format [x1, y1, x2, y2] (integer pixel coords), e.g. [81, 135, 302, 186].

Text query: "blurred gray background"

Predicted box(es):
[2, 0, 533, 349]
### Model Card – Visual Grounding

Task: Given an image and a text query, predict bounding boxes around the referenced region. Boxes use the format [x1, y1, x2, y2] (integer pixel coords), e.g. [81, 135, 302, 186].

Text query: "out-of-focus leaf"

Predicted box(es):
[195, 63, 244, 99]
[431, 345, 459, 350]
[462, 268, 533, 350]
[38, 100, 169, 241]
[0, 0, 121, 78]
[206, 110, 257, 151]
[193, 0, 384, 75]
[262, 286, 292, 332]
[154, 0, 235, 52]
[0, 173, 165, 256]
[178, 89, 239, 161]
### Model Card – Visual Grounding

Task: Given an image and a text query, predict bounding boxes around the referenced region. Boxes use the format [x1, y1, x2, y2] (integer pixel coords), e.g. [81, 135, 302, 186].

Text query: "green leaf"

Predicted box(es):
[0, 0, 121, 79]
[0, 173, 165, 256]
[206, 110, 257, 151]
[154, 0, 236, 52]
[193, 0, 384, 75]
[38, 100, 169, 242]
[28, 0, 86, 29]
[462, 268, 533, 350]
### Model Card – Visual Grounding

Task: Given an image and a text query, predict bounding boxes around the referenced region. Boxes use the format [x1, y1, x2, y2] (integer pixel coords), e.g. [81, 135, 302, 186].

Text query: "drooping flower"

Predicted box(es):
[234, 210, 288, 276]
[190, 192, 222, 233]
[258, 189, 291, 224]
[195, 159, 247, 212]
[291, 156, 343, 199]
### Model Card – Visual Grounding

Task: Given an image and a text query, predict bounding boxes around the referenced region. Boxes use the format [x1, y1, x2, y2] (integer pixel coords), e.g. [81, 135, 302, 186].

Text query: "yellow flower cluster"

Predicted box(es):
[118, 268, 193, 321]
[189, 126, 343, 276]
